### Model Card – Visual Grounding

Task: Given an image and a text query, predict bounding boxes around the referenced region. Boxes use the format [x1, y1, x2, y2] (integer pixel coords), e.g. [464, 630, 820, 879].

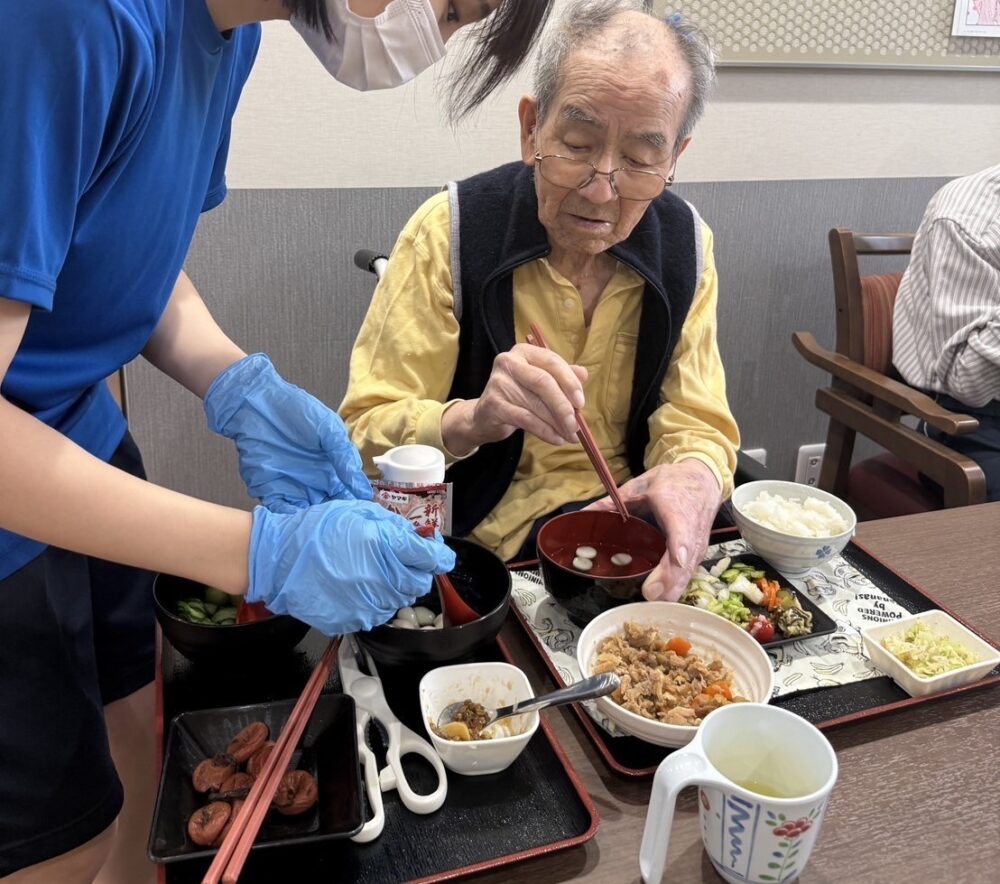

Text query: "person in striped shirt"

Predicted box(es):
[892, 163, 1000, 501]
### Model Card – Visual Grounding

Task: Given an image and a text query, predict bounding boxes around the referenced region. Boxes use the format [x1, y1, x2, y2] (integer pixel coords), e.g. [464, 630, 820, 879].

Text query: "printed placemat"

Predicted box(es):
[511, 537, 913, 738]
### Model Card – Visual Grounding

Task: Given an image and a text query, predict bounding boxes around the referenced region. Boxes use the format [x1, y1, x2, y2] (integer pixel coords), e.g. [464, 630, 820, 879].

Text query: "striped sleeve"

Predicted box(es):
[892, 165, 1000, 407]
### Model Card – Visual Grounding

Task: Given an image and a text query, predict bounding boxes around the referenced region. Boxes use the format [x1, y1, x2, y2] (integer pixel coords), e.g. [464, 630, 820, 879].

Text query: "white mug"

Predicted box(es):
[372, 444, 445, 485]
[640, 703, 837, 884]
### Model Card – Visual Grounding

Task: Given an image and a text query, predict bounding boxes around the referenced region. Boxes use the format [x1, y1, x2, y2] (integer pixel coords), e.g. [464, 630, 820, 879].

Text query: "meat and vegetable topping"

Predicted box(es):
[592, 622, 746, 726]
[432, 699, 493, 741]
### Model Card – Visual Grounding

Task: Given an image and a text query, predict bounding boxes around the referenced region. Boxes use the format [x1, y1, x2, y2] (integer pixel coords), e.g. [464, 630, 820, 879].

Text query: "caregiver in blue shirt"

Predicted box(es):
[0, 0, 552, 880]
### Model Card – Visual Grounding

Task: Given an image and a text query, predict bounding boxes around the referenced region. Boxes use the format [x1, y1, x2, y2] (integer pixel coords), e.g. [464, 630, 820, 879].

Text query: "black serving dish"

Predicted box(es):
[149, 694, 363, 863]
[696, 552, 838, 649]
[537, 510, 667, 626]
[357, 536, 511, 667]
[154, 574, 310, 665]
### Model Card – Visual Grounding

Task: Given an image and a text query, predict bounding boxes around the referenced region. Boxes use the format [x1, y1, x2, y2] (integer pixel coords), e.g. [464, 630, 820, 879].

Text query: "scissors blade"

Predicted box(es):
[345, 636, 390, 754]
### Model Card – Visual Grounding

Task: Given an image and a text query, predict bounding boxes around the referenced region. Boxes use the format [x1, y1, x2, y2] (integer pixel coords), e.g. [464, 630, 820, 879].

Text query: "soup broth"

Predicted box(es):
[551, 543, 657, 578]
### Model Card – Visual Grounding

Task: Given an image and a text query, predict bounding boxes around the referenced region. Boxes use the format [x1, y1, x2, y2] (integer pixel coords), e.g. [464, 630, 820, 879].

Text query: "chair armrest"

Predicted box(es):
[792, 331, 980, 436]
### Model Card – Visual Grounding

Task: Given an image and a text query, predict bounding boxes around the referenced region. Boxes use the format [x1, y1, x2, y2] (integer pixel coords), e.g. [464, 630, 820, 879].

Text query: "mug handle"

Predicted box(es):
[639, 748, 728, 884]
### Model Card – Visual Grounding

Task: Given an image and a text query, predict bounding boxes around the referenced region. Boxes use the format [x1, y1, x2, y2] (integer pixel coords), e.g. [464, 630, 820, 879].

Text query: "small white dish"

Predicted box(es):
[575, 602, 775, 748]
[730, 479, 856, 576]
[860, 609, 1000, 697]
[418, 662, 539, 776]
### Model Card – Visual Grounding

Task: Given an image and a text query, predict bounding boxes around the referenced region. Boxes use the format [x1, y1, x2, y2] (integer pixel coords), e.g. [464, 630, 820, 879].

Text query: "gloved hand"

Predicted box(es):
[248, 499, 456, 635]
[204, 353, 372, 512]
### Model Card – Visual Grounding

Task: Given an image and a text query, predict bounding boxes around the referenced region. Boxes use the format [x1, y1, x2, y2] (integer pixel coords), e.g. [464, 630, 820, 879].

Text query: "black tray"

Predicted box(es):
[157, 632, 598, 883]
[698, 552, 837, 648]
[511, 537, 1000, 778]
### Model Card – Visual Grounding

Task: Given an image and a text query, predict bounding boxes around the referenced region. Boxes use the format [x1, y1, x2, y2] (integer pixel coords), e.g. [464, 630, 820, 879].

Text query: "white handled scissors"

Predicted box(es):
[338, 635, 448, 843]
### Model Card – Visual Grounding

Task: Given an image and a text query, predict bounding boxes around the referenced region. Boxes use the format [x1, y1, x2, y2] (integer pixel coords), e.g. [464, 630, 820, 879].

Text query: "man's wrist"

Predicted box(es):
[441, 399, 486, 457]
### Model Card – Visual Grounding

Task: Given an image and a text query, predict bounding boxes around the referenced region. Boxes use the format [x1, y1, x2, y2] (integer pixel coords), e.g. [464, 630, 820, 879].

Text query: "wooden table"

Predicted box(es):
[469, 503, 1000, 884]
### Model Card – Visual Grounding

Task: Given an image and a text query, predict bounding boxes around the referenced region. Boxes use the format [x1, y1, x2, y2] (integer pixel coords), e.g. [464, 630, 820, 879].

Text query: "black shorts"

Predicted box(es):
[0, 432, 156, 876]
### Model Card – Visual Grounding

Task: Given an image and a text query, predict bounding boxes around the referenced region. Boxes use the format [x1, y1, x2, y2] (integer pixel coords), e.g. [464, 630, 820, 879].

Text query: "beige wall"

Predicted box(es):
[226, 19, 998, 189]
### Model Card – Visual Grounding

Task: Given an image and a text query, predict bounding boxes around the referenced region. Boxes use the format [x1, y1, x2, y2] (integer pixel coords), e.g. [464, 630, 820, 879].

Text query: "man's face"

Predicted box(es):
[519, 39, 692, 258]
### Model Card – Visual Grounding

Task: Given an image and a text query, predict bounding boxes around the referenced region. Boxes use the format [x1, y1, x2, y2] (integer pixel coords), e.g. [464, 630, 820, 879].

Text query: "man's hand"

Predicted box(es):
[442, 343, 587, 455]
[585, 459, 723, 602]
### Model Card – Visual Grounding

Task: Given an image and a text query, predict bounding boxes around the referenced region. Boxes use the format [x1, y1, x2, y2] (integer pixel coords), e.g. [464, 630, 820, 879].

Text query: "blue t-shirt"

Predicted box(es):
[0, 0, 261, 577]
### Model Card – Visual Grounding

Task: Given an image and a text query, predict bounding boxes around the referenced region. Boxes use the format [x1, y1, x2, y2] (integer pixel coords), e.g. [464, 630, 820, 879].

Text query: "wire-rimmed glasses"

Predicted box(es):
[533, 153, 670, 201]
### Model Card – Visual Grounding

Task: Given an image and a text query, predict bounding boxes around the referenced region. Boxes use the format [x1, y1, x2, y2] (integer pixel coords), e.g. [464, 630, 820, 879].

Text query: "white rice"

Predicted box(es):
[741, 491, 849, 537]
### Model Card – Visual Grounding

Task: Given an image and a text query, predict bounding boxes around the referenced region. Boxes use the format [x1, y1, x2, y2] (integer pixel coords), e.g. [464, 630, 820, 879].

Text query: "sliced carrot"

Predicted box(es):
[757, 578, 781, 611]
[705, 683, 733, 700]
[666, 636, 691, 657]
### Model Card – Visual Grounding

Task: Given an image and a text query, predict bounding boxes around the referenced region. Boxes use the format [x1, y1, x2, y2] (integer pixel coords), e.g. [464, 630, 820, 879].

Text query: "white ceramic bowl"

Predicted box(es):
[418, 662, 539, 776]
[860, 610, 1000, 697]
[730, 479, 857, 576]
[575, 602, 775, 748]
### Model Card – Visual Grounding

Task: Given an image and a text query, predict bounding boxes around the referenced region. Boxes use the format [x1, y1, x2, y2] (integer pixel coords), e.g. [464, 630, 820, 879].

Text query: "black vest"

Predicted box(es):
[445, 162, 699, 537]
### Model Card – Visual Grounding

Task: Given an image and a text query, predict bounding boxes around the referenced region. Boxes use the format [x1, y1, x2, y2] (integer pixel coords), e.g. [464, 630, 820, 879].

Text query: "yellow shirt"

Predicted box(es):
[340, 191, 739, 561]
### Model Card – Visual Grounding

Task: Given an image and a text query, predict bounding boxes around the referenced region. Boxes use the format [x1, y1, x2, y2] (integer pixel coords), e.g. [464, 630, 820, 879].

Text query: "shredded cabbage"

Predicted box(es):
[881, 622, 978, 677]
[741, 491, 848, 537]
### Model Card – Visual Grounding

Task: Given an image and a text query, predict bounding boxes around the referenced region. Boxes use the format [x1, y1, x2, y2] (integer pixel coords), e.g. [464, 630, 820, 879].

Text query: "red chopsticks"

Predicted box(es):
[202, 637, 339, 884]
[528, 323, 629, 522]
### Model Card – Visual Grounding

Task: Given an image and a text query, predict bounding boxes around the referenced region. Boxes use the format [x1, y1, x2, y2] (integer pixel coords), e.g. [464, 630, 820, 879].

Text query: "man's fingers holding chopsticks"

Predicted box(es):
[473, 345, 586, 443]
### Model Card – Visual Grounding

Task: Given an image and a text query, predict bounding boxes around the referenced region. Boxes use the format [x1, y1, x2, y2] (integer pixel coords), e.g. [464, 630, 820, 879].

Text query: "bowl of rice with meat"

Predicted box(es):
[576, 602, 775, 747]
[730, 480, 856, 576]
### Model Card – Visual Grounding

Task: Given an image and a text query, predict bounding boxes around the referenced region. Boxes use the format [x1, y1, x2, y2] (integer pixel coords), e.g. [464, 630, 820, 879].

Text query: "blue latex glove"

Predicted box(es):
[204, 353, 372, 512]
[248, 499, 456, 635]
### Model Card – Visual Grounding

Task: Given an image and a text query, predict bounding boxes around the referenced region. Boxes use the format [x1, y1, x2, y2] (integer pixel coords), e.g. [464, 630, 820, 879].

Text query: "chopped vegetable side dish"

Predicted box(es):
[681, 557, 814, 643]
[880, 622, 979, 677]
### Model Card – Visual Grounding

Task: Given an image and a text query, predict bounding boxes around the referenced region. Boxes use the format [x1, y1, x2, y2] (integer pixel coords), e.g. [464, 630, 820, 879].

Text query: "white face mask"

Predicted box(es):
[292, 0, 447, 92]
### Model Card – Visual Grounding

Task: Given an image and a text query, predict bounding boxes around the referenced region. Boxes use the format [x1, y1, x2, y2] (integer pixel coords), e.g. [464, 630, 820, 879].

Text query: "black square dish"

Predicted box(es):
[149, 694, 363, 863]
[696, 553, 837, 649]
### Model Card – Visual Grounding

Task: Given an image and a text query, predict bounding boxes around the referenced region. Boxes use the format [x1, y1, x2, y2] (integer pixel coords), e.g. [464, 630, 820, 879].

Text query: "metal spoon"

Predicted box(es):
[436, 672, 620, 732]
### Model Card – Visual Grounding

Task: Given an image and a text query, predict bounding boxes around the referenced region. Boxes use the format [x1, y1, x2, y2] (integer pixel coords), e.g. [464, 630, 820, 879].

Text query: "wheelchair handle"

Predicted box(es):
[354, 249, 389, 280]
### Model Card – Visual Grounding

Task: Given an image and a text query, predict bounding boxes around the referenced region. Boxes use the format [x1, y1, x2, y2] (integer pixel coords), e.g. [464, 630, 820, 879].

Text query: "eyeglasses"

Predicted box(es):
[533, 153, 671, 201]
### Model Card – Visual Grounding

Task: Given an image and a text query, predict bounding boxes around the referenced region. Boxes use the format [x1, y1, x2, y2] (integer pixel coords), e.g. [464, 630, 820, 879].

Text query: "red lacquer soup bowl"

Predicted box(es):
[536, 511, 667, 626]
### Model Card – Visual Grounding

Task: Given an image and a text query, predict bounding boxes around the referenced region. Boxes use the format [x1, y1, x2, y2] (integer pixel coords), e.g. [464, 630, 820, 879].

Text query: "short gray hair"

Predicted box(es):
[533, 1, 716, 146]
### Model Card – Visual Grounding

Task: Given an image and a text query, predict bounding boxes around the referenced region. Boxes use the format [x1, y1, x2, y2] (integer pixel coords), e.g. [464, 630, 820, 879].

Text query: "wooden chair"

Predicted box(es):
[792, 228, 987, 520]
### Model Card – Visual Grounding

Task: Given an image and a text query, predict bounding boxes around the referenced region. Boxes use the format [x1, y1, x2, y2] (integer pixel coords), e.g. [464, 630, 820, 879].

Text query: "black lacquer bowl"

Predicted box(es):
[154, 574, 310, 665]
[357, 536, 511, 667]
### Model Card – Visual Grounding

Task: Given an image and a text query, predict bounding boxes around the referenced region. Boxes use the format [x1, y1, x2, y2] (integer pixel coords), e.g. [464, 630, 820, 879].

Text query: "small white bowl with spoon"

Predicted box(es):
[418, 663, 617, 775]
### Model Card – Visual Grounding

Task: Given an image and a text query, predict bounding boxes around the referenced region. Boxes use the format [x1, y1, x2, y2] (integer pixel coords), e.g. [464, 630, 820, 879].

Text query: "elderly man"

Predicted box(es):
[340, 0, 739, 602]
[893, 163, 1000, 500]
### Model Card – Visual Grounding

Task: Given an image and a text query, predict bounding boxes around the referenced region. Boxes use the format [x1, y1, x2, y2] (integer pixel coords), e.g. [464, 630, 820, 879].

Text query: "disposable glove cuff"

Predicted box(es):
[204, 353, 276, 435]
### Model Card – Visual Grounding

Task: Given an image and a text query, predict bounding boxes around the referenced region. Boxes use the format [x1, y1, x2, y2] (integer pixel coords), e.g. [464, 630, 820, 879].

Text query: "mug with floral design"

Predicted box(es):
[640, 703, 838, 884]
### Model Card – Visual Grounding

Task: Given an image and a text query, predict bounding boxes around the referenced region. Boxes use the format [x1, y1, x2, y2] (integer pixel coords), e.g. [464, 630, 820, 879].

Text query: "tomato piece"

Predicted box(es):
[666, 636, 692, 656]
[747, 614, 776, 643]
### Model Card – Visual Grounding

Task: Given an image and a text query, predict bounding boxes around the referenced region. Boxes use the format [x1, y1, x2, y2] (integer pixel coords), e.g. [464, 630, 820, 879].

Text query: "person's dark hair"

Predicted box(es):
[445, 0, 556, 121]
[282, 1, 333, 38]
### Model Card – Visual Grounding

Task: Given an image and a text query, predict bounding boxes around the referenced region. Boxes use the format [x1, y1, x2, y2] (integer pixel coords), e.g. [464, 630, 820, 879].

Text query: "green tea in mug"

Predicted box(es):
[709, 749, 821, 799]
